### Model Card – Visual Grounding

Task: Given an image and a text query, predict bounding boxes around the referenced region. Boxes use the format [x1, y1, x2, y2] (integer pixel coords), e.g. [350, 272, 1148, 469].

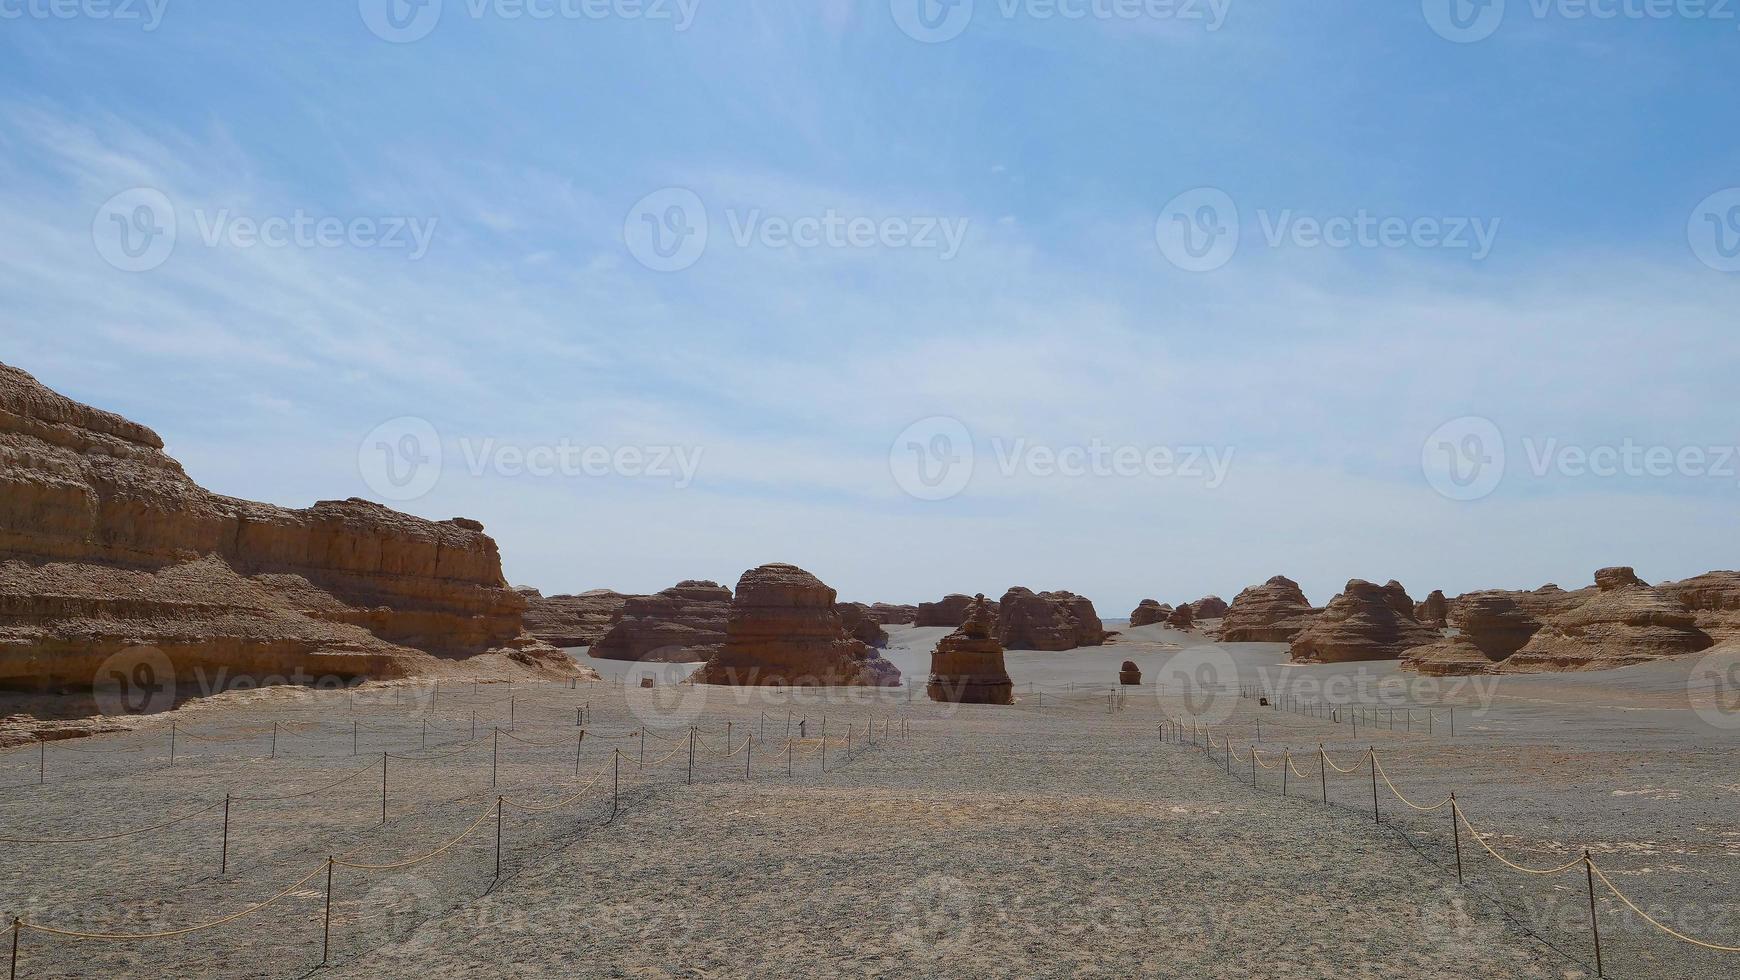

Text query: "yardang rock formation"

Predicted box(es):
[692, 564, 900, 687]
[589, 580, 731, 662]
[926, 594, 1013, 705]
[1217, 576, 1321, 643]
[1290, 580, 1439, 663]
[996, 588, 1106, 651]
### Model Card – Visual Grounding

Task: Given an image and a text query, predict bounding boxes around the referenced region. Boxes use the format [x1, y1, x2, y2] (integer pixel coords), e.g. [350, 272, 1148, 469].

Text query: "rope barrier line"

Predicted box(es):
[19, 862, 327, 940]
[499, 766, 610, 813]
[1322, 747, 1369, 774]
[1589, 863, 1740, 952]
[0, 799, 224, 844]
[1372, 755, 1452, 812]
[331, 800, 496, 871]
[384, 738, 484, 762]
[1452, 806, 1587, 876]
[495, 729, 583, 748]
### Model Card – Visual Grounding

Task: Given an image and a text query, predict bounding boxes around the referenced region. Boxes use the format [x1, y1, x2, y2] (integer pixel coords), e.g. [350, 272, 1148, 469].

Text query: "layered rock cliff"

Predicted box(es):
[0, 362, 571, 693]
[996, 588, 1106, 651]
[1217, 576, 1320, 643]
[518, 588, 630, 647]
[589, 580, 731, 662]
[1289, 580, 1439, 664]
[692, 564, 900, 686]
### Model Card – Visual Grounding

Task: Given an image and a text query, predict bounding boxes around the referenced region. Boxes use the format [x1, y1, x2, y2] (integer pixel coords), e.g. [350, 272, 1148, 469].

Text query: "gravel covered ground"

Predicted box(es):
[0, 625, 1734, 977]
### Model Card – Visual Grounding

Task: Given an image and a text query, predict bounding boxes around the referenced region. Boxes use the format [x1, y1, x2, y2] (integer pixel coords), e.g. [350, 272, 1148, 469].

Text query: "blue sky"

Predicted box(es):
[3, 0, 1739, 611]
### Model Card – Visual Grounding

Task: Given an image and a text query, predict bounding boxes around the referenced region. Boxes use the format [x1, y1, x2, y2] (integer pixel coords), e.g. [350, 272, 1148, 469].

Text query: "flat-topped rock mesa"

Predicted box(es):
[1500, 566, 1713, 672]
[1217, 575, 1321, 643]
[692, 564, 900, 686]
[1167, 603, 1195, 628]
[1290, 579, 1440, 664]
[916, 594, 981, 628]
[1118, 660, 1141, 685]
[836, 601, 891, 648]
[1660, 570, 1740, 640]
[867, 603, 918, 625]
[996, 587, 1106, 651]
[1402, 592, 1541, 675]
[1129, 600, 1171, 627]
[589, 580, 731, 662]
[0, 362, 575, 692]
[1190, 595, 1229, 619]
[518, 588, 631, 647]
[1415, 590, 1449, 628]
[926, 594, 1012, 705]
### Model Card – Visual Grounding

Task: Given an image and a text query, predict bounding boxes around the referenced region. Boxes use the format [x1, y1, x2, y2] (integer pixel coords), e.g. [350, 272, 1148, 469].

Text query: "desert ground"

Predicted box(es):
[1, 623, 1735, 978]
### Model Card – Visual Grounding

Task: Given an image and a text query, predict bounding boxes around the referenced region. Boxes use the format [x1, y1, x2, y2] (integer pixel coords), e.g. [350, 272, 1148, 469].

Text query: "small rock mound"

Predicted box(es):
[916, 594, 979, 628]
[836, 602, 891, 648]
[1217, 575, 1320, 643]
[1118, 660, 1141, 685]
[1166, 603, 1195, 629]
[927, 595, 1013, 705]
[1191, 595, 1229, 619]
[1129, 599, 1171, 627]
[1291, 580, 1440, 663]
[692, 564, 900, 687]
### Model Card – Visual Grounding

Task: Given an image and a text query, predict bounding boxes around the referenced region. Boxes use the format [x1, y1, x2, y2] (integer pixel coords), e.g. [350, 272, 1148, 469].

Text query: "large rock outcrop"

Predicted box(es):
[1501, 567, 1712, 672]
[996, 588, 1106, 651]
[1402, 593, 1541, 675]
[1660, 571, 1740, 641]
[1415, 590, 1449, 628]
[1290, 580, 1440, 663]
[692, 564, 900, 686]
[0, 363, 573, 694]
[866, 603, 919, 625]
[1217, 576, 1320, 643]
[916, 594, 978, 628]
[926, 594, 1012, 705]
[1191, 595, 1229, 619]
[836, 601, 891, 648]
[1129, 600, 1171, 627]
[589, 580, 730, 662]
[518, 588, 631, 647]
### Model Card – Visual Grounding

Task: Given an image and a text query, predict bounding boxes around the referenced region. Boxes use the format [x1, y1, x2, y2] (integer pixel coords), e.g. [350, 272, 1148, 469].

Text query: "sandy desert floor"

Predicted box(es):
[0, 623, 1735, 978]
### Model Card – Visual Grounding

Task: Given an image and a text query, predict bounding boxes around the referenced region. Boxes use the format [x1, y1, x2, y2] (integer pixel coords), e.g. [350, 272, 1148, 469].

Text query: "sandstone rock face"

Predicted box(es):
[996, 588, 1106, 651]
[916, 594, 978, 628]
[1118, 660, 1141, 686]
[589, 581, 731, 662]
[836, 602, 891, 648]
[926, 594, 1012, 705]
[1416, 590, 1449, 628]
[693, 564, 900, 687]
[1660, 570, 1740, 640]
[518, 588, 631, 647]
[1191, 596, 1229, 619]
[867, 603, 919, 625]
[1166, 603, 1195, 629]
[1129, 600, 1171, 627]
[1290, 580, 1441, 663]
[0, 363, 569, 694]
[1217, 576, 1320, 643]
[1502, 567, 1712, 672]
[1401, 593, 1540, 675]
